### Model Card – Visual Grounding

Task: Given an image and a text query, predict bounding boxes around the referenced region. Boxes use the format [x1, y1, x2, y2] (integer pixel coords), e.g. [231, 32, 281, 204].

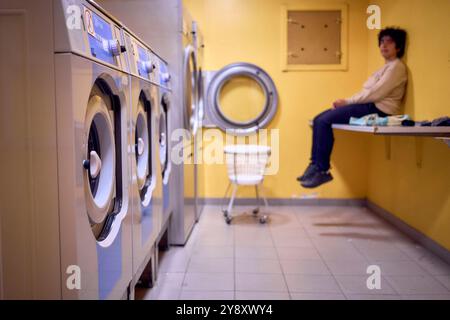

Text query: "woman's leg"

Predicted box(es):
[310, 109, 333, 164]
[312, 103, 387, 173]
[299, 109, 334, 181]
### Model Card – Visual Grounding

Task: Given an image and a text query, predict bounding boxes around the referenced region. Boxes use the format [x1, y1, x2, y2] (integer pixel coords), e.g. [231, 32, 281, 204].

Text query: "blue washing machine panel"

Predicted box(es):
[96, 228, 122, 300]
[140, 204, 154, 246]
[163, 183, 170, 213]
[159, 63, 168, 87]
[86, 8, 116, 66]
[137, 46, 151, 81]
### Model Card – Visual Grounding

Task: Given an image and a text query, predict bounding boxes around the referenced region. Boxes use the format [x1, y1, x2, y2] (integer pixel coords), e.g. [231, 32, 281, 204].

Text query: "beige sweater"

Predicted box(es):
[345, 59, 408, 115]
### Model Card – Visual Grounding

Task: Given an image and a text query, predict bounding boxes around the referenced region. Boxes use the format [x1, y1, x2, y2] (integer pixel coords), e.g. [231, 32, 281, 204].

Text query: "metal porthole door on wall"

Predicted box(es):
[205, 62, 278, 135]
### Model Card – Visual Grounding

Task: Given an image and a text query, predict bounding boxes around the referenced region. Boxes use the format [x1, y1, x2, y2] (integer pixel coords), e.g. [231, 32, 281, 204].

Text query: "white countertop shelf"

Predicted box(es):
[331, 125, 450, 137]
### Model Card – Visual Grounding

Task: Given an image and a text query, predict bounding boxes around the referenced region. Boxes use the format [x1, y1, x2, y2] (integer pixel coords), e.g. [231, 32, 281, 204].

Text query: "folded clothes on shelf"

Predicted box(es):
[419, 116, 450, 127]
[401, 120, 416, 127]
[349, 114, 410, 127]
[400, 116, 450, 127]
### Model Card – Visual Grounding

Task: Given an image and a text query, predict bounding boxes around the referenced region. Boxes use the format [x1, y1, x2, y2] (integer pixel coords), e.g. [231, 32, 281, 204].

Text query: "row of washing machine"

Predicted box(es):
[0, 0, 279, 300]
[0, 0, 201, 300]
[96, 0, 206, 247]
[96, 0, 279, 238]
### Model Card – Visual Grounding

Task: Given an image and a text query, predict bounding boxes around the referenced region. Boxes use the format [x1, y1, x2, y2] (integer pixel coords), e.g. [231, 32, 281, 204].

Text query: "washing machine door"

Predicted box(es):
[183, 45, 198, 135]
[135, 93, 154, 205]
[159, 93, 171, 183]
[205, 62, 278, 135]
[83, 83, 118, 242]
[197, 68, 205, 128]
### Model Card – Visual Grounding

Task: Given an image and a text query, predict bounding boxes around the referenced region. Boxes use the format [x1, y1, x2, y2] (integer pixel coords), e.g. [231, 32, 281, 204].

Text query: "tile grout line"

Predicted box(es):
[323, 207, 402, 297]
[302, 213, 348, 300]
[341, 217, 402, 297]
[172, 206, 449, 300]
[364, 204, 450, 276]
[178, 220, 204, 299]
[268, 222, 293, 300]
[232, 220, 236, 300]
[287, 212, 348, 298]
[183, 220, 229, 296]
[298, 208, 351, 298]
[347, 235, 404, 297]
[392, 240, 450, 285]
[177, 237, 196, 299]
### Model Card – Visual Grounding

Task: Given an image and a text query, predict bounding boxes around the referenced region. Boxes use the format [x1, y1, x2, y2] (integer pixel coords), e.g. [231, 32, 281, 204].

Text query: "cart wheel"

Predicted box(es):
[252, 208, 259, 215]
[136, 277, 153, 289]
[223, 210, 228, 217]
[259, 216, 268, 224]
[225, 216, 233, 225]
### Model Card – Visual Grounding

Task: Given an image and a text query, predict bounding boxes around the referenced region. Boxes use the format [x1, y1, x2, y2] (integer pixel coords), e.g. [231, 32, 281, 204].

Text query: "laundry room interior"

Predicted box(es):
[0, 0, 449, 301]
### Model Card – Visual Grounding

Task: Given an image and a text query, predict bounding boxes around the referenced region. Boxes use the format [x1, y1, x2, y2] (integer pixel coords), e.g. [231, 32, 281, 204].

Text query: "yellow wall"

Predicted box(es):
[366, 0, 450, 250]
[187, 0, 372, 199]
[186, 0, 450, 249]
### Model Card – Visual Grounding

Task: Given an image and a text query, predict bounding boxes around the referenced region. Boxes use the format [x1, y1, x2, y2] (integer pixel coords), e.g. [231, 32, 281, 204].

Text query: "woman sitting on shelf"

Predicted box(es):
[299, 27, 408, 189]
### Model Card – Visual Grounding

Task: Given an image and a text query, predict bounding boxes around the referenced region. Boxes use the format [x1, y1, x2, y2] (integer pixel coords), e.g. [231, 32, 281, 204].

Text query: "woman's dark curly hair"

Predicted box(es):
[378, 27, 407, 58]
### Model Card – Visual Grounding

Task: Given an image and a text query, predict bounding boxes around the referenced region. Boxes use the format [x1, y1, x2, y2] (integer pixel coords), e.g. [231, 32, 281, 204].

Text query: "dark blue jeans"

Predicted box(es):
[311, 103, 389, 172]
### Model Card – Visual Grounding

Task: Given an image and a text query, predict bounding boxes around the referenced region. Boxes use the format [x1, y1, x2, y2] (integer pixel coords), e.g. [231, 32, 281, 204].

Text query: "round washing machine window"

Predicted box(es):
[84, 84, 116, 241]
[207, 63, 278, 135]
[135, 97, 151, 191]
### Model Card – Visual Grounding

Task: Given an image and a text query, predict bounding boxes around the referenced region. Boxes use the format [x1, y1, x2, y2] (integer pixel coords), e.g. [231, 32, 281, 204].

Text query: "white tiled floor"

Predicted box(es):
[135, 205, 450, 300]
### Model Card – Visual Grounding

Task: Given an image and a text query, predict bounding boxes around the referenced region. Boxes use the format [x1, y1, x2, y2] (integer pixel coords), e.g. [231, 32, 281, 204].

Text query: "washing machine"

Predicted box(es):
[0, 0, 132, 299]
[153, 56, 173, 229]
[55, 0, 134, 300]
[122, 28, 163, 288]
[202, 62, 279, 136]
[96, 0, 199, 246]
[179, 7, 199, 242]
[193, 20, 205, 221]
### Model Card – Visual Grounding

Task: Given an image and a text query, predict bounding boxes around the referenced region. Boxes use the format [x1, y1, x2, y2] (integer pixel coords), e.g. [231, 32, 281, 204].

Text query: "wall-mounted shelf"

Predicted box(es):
[308, 121, 450, 154]
[331, 125, 450, 156]
[331, 124, 450, 138]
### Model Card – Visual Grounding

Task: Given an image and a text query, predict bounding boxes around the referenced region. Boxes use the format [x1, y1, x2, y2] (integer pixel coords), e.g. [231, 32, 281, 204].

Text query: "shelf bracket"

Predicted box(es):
[435, 137, 450, 148]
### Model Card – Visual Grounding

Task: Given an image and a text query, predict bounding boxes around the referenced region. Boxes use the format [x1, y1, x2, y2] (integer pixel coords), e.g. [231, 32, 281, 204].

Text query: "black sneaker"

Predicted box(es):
[301, 170, 333, 189]
[297, 163, 318, 182]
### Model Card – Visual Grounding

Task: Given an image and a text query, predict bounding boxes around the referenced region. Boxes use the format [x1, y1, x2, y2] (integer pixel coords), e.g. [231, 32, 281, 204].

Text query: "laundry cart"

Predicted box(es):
[222, 145, 271, 224]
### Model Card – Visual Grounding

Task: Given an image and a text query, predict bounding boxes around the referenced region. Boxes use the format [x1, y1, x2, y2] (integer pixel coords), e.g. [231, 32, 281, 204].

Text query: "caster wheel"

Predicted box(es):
[225, 216, 233, 225]
[259, 216, 268, 224]
[136, 278, 153, 289]
[252, 209, 259, 215]
[223, 210, 228, 217]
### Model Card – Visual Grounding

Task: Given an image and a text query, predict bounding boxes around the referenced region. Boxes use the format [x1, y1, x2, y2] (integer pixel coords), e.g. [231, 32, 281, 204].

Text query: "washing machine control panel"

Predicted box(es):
[158, 58, 171, 89]
[148, 52, 160, 85]
[124, 32, 156, 81]
[137, 47, 155, 80]
[83, 6, 124, 67]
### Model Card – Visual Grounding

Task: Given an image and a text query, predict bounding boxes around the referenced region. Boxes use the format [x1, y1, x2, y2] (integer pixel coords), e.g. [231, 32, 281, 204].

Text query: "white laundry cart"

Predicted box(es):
[222, 145, 271, 224]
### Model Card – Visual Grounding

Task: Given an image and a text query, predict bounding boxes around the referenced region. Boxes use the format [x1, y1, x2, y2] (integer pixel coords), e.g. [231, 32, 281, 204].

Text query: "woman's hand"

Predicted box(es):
[333, 99, 348, 109]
